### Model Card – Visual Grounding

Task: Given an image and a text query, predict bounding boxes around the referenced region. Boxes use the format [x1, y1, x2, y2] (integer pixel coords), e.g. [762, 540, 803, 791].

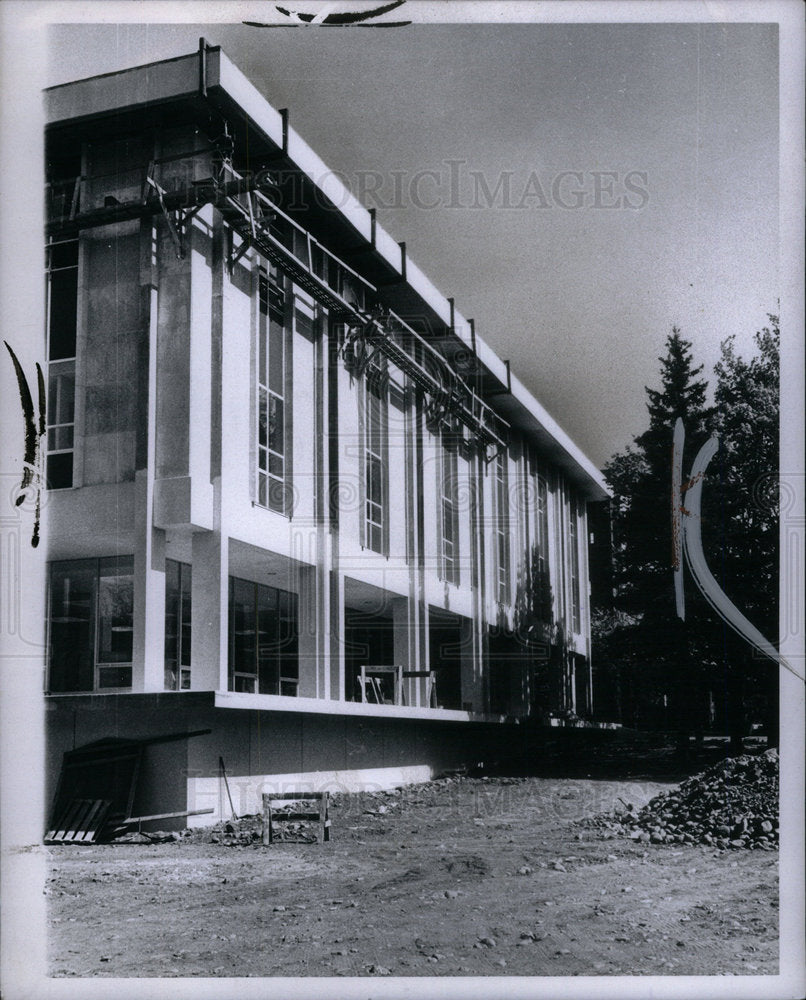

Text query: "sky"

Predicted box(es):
[45, 15, 781, 470]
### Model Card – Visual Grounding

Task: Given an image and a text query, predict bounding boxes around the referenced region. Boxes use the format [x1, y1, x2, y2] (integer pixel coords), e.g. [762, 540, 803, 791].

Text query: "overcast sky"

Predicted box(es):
[47, 17, 780, 470]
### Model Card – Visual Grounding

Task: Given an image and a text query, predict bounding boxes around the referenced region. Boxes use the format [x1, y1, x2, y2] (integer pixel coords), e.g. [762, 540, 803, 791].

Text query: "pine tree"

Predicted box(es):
[597, 321, 780, 749]
[601, 329, 715, 740]
[607, 328, 714, 616]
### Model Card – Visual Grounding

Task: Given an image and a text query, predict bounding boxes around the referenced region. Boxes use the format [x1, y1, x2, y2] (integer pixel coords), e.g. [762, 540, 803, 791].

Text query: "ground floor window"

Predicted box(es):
[228, 576, 298, 695]
[48, 556, 133, 692]
[164, 560, 191, 690]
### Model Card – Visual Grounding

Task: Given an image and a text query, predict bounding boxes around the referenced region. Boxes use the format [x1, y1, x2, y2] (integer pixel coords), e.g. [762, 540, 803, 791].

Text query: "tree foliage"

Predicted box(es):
[707, 318, 780, 640]
[596, 322, 780, 743]
[605, 328, 714, 617]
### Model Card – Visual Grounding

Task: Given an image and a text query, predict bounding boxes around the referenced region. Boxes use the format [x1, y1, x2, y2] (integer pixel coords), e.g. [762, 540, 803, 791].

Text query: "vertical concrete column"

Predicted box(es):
[296, 310, 333, 701]
[131, 251, 165, 692]
[190, 529, 229, 691]
[328, 569, 345, 701]
[132, 471, 166, 692]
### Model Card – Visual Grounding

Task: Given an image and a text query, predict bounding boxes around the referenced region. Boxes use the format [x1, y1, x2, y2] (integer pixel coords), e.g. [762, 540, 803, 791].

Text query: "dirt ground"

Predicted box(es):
[47, 737, 778, 979]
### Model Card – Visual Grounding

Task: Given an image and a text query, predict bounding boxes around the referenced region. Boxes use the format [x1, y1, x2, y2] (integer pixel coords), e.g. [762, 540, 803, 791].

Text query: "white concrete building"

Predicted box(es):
[44, 43, 608, 823]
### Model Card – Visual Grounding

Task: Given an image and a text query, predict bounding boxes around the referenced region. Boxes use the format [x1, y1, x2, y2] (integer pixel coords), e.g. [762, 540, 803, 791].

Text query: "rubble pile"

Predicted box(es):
[578, 749, 779, 850]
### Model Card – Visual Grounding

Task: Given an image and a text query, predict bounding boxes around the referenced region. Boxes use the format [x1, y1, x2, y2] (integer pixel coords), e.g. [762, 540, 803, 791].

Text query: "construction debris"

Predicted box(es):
[577, 749, 779, 849]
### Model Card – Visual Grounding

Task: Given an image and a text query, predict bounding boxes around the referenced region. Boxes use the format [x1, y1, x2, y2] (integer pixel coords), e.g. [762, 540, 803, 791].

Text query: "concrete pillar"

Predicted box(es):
[132, 471, 166, 692]
[131, 248, 164, 692]
[328, 569, 345, 701]
[190, 529, 229, 691]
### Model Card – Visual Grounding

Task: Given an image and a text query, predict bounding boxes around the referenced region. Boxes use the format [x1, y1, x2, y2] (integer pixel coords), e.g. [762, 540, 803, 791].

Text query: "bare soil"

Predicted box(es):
[47, 740, 778, 979]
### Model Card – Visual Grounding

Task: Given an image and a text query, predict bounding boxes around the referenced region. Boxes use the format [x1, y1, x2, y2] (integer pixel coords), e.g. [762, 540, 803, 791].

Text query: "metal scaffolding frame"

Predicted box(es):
[45, 148, 509, 452]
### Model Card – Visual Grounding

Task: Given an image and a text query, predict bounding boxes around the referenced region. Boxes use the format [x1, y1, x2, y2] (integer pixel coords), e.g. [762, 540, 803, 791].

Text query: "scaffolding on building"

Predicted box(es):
[46, 146, 509, 453]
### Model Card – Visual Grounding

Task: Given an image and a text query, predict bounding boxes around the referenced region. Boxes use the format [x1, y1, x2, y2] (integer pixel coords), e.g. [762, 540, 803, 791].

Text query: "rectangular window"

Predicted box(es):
[48, 560, 95, 692]
[569, 498, 581, 633]
[48, 557, 133, 692]
[47, 153, 81, 224]
[494, 452, 510, 603]
[257, 268, 289, 514]
[96, 557, 134, 689]
[46, 238, 78, 490]
[364, 363, 388, 554]
[440, 425, 460, 585]
[164, 560, 192, 690]
[228, 576, 299, 696]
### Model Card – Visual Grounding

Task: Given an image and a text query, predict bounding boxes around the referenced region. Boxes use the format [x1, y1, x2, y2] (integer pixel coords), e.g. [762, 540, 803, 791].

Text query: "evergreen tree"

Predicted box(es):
[602, 329, 715, 740]
[596, 321, 781, 749]
[606, 329, 714, 616]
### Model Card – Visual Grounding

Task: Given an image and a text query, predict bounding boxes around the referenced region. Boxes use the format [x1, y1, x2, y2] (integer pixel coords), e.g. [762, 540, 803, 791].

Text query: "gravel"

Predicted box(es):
[577, 749, 779, 850]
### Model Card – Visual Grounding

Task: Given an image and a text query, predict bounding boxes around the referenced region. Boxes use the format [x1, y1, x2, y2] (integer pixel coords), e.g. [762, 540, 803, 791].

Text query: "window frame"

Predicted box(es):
[45, 237, 79, 491]
[228, 575, 299, 696]
[494, 451, 510, 604]
[47, 556, 134, 693]
[256, 266, 291, 515]
[164, 559, 192, 691]
[362, 359, 389, 556]
[439, 421, 461, 586]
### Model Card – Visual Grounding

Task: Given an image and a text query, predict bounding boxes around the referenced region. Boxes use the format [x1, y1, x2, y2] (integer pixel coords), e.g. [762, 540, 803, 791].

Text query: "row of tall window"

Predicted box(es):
[47, 559, 301, 695]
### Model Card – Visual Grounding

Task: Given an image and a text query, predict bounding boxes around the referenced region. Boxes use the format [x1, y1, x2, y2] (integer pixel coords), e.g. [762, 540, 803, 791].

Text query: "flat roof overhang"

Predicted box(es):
[46, 44, 609, 502]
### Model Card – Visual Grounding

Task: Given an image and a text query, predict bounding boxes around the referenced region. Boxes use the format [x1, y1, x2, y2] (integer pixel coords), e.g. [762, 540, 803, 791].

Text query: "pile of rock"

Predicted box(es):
[578, 749, 779, 850]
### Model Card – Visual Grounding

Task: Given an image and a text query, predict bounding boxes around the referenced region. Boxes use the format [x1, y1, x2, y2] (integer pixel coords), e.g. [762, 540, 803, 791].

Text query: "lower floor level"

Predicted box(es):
[45, 693, 597, 830]
[46, 529, 593, 722]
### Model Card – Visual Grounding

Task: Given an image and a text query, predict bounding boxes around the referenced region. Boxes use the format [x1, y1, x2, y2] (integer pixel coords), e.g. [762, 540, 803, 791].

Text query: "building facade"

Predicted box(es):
[44, 43, 609, 823]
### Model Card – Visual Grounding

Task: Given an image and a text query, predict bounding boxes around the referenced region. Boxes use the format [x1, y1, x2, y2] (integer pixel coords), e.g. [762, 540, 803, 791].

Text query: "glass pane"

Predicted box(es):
[258, 388, 268, 448]
[49, 268, 78, 360]
[49, 240, 78, 270]
[269, 318, 284, 396]
[258, 472, 267, 507]
[180, 562, 192, 671]
[268, 478, 286, 514]
[98, 666, 132, 689]
[367, 385, 382, 454]
[49, 560, 94, 692]
[367, 454, 382, 506]
[268, 453, 284, 478]
[442, 499, 455, 543]
[46, 452, 73, 490]
[369, 524, 383, 553]
[97, 572, 134, 664]
[257, 583, 278, 695]
[49, 365, 75, 424]
[268, 395, 284, 454]
[230, 578, 256, 679]
[164, 559, 180, 690]
[50, 425, 74, 451]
